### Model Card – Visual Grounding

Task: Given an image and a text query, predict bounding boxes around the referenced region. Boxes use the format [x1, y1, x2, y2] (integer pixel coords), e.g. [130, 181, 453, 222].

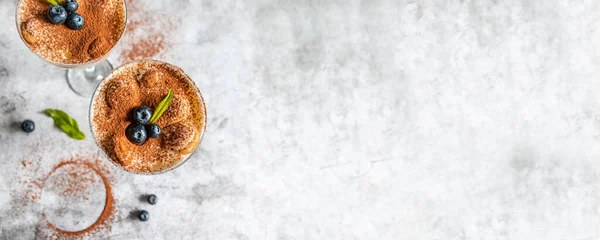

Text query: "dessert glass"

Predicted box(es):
[15, 0, 127, 97]
[89, 59, 207, 175]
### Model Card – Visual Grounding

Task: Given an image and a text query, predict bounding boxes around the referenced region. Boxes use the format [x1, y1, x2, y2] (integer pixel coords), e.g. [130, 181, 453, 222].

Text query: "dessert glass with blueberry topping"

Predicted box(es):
[90, 60, 207, 174]
[16, 0, 127, 97]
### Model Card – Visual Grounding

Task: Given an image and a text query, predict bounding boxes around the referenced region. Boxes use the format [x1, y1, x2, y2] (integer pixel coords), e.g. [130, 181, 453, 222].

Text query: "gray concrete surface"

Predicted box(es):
[3, 0, 600, 239]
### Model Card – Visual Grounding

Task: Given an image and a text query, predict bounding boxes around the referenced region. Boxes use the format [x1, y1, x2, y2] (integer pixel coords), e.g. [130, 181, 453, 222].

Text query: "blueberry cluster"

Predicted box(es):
[126, 105, 162, 145]
[47, 0, 84, 30]
[138, 194, 158, 222]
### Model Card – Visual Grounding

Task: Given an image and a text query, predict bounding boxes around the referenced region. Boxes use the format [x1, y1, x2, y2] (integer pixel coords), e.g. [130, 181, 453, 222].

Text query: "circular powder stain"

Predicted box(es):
[40, 162, 107, 232]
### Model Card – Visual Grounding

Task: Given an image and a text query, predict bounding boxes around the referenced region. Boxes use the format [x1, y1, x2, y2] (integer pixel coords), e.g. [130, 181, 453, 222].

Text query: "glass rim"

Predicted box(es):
[88, 59, 208, 175]
[15, 0, 128, 68]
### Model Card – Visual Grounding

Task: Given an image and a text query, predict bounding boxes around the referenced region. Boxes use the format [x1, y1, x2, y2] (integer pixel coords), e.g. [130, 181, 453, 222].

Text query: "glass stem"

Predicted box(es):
[84, 66, 98, 81]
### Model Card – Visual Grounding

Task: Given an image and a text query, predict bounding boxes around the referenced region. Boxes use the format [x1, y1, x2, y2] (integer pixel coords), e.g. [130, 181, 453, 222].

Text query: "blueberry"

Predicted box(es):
[125, 123, 147, 145]
[64, 0, 78, 13]
[138, 210, 149, 221]
[47, 5, 67, 24]
[146, 124, 161, 138]
[133, 106, 153, 125]
[66, 13, 84, 30]
[147, 194, 157, 205]
[21, 120, 35, 133]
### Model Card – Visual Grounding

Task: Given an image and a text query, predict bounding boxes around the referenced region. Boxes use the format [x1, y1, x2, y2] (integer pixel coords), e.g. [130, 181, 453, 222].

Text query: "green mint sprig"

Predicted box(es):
[47, 0, 61, 5]
[149, 89, 173, 124]
[43, 109, 85, 140]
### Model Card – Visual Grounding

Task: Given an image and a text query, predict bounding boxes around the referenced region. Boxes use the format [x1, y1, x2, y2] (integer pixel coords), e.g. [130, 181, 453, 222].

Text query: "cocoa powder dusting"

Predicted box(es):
[121, 38, 166, 65]
[16, 153, 117, 239]
[18, 0, 126, 64]
[91, 60, 207, 174]
[118, 0, 174, 64]
[46, 162, 100, 201]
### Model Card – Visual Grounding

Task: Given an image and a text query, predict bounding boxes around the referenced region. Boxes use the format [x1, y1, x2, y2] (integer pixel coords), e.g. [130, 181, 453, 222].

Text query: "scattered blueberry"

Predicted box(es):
[147, 194, 157, 205]
[138, 210, 149, 221]
[66, 12, 84, 30]
[64, 0, 78, 13]
[146, 124, 161, 138]
[126, 123, 147, 145]
[133, 106, 153, 125]
[47, 5, 67, 25]
[21, 120, 35, 133]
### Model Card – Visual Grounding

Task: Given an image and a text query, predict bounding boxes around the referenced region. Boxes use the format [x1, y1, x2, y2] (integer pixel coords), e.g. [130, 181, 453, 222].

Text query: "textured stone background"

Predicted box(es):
[3, 0, 600, 239]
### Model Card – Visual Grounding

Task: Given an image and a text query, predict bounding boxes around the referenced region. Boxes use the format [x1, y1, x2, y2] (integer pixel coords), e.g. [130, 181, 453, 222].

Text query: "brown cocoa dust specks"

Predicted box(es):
[46, 161, 102, 201]
[121, 37, 167, 65]
[118, 0, 175, 64]
[16, 153, 118, 239]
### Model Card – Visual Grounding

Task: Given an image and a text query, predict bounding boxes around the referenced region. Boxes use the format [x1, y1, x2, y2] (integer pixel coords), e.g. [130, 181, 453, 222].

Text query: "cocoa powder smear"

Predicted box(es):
[18, 0, 126, 64]
[16, 154, 117, 239]
[91, 60, 207, 174]
[118, 0, 173, 64]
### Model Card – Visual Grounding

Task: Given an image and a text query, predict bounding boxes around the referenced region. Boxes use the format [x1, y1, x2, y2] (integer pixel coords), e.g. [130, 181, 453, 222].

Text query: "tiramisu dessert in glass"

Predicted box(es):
[90, 60, 207, 174]
[16, 0, 127, 97]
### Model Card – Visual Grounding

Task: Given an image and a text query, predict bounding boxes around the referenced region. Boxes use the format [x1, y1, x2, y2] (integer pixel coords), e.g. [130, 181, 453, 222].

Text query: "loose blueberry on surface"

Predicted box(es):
[138, 210, 149, 221]
[126, 123, 147, 145]
[133, 105, 153, 125]
[21, 120, 35, 133]
[47, 5, 67, 24]
[66, 13, 84, 30]
[147, 194, 157, 205]
[64, 0, 79, 13]
[146, 124, 161, 138]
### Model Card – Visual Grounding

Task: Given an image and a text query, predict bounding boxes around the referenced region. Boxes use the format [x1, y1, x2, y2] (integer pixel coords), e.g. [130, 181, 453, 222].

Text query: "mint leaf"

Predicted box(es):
[149, 89, 173, 124]
[47, 0, 60, 5]
[43, 109, 85, 140]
